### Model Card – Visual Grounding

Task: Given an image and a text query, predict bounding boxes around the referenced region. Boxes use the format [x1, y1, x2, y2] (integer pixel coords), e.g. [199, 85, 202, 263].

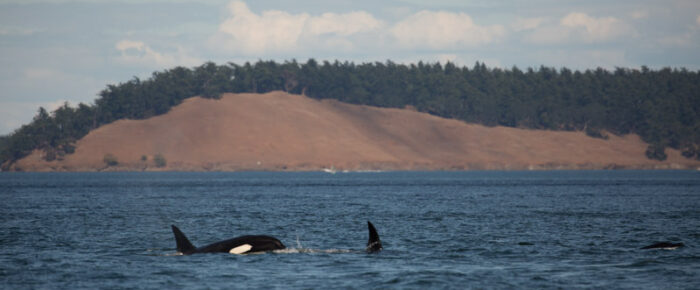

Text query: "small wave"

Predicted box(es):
[146, 248, 182, 256]
[149, 251, 182, 256]
[274, 248, 354, 254]
[276, 235, 355, 254]
[154, 248, 354, 256]
[614, 259, 665, 268]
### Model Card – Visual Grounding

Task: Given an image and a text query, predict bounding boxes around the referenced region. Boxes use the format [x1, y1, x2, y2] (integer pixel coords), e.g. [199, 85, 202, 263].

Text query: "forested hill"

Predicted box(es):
[1, 60, 699, 170]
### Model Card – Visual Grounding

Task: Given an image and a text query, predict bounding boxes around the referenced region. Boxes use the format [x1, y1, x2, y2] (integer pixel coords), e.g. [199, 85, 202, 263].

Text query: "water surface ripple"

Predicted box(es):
[1, 171, 699, 289]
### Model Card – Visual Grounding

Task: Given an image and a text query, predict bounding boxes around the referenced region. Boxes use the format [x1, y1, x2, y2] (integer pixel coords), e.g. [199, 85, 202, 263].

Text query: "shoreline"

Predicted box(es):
[6, 162, 699, 172]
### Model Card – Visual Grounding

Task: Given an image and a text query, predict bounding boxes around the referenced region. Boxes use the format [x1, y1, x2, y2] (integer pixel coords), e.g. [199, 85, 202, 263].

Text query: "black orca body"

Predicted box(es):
[366, 221, 382, 253]
[641, 242, 685, 250]
[171, 225, 285, 255]
[171, 221, 383, 255]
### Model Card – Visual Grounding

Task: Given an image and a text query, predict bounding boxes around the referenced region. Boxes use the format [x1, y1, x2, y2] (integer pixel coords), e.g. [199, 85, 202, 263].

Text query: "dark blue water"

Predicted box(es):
[1, 171, 699, 289]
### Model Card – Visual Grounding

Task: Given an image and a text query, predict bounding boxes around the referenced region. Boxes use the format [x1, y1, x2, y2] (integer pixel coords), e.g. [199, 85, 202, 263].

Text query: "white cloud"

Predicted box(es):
[115, 40, 201, 67]
[217, 1, 308, 54]
[511, 17, 544, 32]
[216, 1, 383, 55]
[561, 13, 630, 42]
[115, 40, 146, 51]
[214, 1, 504, 55]
[391, 10, 505, 49]
[306, 11, 382, 36]
[526, 12, 635, 44]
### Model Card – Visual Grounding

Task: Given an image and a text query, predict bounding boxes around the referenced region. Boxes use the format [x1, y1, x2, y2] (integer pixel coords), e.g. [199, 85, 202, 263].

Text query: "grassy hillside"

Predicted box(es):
[1, 60, 699, 170]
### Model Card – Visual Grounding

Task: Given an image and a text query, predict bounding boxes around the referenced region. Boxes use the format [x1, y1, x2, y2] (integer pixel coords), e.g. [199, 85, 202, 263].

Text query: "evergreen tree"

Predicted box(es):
[2, 60, 698, 169]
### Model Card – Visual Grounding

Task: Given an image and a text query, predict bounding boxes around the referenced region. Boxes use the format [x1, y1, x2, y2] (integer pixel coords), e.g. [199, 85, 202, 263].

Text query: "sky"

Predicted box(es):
[1, 0, 699, 135]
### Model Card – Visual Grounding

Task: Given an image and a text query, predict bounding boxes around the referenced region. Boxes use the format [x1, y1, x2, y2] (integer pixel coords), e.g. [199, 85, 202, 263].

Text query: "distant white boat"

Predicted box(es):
[322, 166, 337, 174]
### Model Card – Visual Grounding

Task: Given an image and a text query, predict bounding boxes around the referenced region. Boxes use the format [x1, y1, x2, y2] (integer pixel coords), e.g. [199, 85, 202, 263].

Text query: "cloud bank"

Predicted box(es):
[116, 40, 201, 68]
[215, 1, 383, 55]
[526, 12, 635, 44]
[214, 1, 505, 56]
[391, 10, 505, 49]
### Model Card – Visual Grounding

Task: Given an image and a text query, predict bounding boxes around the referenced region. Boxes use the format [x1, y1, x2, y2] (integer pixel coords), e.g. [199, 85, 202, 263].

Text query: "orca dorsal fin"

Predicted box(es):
[171, 225, 196, 254]
[366, 221, 382, 253]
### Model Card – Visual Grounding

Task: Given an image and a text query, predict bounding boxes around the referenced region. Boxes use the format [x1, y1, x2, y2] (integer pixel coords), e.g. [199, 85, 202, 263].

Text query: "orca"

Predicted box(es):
[171, 221, 383, 255]
[640, 242, 685, 250]
[171, 225, 285, 255]
[366, 221, 382, 253]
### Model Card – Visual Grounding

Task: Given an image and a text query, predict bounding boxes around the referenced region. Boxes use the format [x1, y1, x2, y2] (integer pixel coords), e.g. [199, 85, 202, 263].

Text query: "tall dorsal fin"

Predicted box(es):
[366, 221, 382, 253]
[171, 225, 196, 254]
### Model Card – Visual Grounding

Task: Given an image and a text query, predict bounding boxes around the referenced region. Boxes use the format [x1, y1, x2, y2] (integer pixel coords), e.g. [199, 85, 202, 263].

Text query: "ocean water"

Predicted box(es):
[1, 171, 699, 289]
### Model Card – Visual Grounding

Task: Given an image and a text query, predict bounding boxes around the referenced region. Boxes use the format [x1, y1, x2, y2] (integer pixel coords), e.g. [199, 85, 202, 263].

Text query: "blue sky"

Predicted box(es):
[1, 0, 699, 135]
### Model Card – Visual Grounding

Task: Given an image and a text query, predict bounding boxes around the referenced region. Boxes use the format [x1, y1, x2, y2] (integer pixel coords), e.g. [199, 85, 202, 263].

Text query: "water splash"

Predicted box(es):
[274, 248, 354, 254]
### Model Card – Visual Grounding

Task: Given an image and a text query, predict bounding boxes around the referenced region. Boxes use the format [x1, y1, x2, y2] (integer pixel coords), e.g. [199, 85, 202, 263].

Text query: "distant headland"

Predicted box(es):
[2, 60, 699, 171]
[9, 91, 700, 171]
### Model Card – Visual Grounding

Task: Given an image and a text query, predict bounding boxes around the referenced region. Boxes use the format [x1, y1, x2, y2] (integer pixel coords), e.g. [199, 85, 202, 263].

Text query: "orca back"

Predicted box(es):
[196, 235, 286, 254]
[171, 225, 197, 254]
[366, 221, 382, 253]
[641, 242, 684, 249]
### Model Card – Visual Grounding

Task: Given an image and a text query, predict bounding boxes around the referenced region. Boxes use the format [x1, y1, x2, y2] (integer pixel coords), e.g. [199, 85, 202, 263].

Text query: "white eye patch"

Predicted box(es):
[229, 244, 253, 254]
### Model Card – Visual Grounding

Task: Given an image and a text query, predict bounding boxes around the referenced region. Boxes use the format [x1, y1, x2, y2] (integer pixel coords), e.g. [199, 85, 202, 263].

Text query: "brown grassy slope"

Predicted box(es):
[14, 91, 700, 171]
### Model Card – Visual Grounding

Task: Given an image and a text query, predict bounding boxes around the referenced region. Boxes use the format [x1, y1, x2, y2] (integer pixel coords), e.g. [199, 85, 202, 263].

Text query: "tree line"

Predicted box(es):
[1, 60, 698, 169]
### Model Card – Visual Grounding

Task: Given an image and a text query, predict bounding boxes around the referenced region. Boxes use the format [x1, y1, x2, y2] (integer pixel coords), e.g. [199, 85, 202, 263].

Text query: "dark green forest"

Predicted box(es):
[1, 60, 699, 169]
